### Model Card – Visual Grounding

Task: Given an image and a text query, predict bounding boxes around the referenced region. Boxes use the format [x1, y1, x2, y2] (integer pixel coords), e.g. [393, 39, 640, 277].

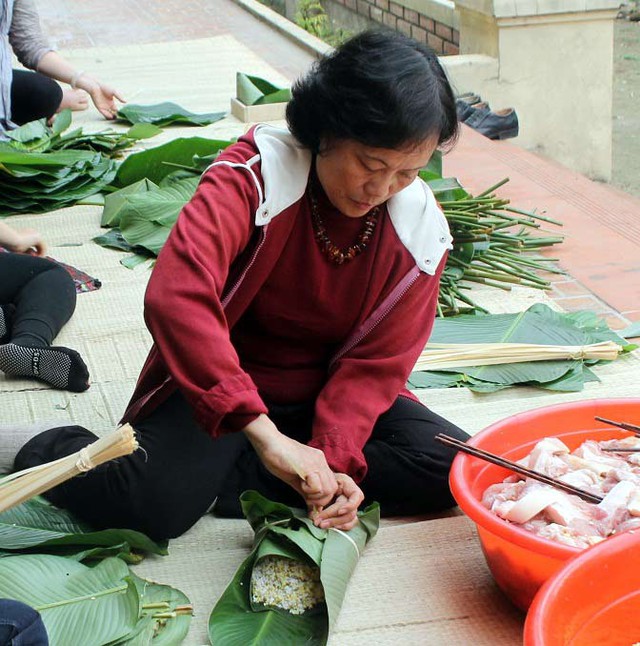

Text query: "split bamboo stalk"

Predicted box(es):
[414, 340, 623, 371]
[0, 424, 138, 514]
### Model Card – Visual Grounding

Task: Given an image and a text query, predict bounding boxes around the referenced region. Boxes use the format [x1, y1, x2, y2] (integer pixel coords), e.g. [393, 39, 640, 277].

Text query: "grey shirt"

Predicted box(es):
[1, 0, 54, 135]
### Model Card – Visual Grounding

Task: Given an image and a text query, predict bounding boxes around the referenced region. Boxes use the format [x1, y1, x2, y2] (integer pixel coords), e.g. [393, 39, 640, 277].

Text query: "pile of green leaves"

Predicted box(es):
[94, 136, 231, 266]
[0, 496, 192, 644]
[117, 102, 226, 128]
[0, 110, 160, 216]
[209, 491, 379, 645]
[408, 303, 637, 392]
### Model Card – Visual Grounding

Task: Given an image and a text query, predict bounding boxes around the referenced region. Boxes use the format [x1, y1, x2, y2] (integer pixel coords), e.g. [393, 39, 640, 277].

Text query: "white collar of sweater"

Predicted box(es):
[251, 124, 452, 275]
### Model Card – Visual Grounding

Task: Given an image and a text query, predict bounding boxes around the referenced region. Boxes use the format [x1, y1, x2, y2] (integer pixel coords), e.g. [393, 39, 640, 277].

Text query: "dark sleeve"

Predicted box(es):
[308, 256, 446, 481]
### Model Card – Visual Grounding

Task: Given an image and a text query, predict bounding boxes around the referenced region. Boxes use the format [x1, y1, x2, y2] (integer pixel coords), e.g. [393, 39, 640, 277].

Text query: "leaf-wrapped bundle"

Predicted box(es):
[208, 491, 379, 645]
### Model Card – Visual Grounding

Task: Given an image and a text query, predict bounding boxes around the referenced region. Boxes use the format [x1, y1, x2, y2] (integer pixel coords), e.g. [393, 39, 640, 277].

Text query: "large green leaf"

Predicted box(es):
[101, 178, 159, 227]
[118, 102, 226, 127]
[0, 541, 142, 565]
[93, 228, 137, 253]
[0, 147, 101, 167]
[0, 497, 167, 555]
[112, 572, 192, 645]
[0, 555, 140, 645]
[113, 137, 230, 187]
[124, 122, 164, 140]
[5, 117, 51, 146]
[209, 491, 379, 645]
[51, 109, 73, 136]
[418, 150, 442, 182]
[118, 177, 198, 254]
[427, 303, 630, 347]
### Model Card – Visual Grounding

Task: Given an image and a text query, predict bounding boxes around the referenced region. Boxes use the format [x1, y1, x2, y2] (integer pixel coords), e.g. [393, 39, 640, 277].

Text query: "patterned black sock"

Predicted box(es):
[0, 305, 14, 344]
[0, 343, 90, 392]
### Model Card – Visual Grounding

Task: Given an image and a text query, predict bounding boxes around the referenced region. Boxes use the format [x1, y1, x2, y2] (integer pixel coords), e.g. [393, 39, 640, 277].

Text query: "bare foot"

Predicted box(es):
[58, 88, 89, 112]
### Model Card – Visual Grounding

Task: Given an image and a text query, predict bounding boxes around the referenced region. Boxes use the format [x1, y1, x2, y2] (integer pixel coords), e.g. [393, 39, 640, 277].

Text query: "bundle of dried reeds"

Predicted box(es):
[0, 424, 138, 514]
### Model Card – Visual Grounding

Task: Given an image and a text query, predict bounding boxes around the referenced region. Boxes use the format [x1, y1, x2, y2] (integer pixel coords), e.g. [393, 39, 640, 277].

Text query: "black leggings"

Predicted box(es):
[11, 69, 63, 125]
[0, 253, 76, 346]
[15, 390, 469, 541]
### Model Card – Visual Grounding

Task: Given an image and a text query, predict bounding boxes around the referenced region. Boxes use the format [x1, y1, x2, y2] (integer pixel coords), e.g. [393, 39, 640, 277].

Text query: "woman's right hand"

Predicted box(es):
[243, 414, 339, 508]
[76, 75, 125, 119]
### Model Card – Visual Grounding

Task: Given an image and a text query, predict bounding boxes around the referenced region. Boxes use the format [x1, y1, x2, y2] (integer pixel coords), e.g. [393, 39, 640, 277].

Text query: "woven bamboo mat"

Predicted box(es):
[2, 34, 639, 646]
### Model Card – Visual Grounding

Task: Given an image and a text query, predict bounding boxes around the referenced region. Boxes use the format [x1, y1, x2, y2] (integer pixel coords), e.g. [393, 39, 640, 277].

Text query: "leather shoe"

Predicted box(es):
[464, 106, 519, 140]
[457, 100, 488, 122]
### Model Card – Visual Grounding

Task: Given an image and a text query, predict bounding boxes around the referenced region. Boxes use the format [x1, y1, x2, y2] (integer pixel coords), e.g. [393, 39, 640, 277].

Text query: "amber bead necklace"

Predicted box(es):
[309, 182, 379, 265]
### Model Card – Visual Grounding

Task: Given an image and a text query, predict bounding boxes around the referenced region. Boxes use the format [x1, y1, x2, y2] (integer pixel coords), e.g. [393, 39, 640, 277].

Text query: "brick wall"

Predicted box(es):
[332, 0, 459, 54]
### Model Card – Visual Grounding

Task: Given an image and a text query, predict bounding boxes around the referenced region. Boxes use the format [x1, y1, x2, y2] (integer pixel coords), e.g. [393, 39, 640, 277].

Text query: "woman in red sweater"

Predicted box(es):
[16, 30, 469, 540]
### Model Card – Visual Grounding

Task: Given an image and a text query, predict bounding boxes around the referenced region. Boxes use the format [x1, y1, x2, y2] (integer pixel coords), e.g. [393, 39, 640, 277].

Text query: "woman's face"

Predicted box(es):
[315, 136, 438, 218]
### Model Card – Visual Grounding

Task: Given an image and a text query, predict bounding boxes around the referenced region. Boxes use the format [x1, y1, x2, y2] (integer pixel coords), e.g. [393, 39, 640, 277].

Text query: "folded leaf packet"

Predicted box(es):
[236, 72, 292, 106]
[208, 491, 380, 645]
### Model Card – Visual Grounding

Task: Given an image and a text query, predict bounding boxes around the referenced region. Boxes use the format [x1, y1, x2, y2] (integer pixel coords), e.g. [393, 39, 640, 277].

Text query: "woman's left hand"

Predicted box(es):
[312, 472, 364, 531]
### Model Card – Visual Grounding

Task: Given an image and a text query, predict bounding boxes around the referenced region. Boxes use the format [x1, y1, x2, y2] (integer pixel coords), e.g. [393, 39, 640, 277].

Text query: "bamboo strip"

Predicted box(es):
[0, 425, 138, 514]
[415, 341, 623, 371]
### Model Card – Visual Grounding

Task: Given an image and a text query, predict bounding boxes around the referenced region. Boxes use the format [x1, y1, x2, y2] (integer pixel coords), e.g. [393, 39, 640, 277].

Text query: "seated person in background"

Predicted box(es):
[0, 220, 89, 392]
[0, 0, 124, 137]
[14, 30, 470, 540]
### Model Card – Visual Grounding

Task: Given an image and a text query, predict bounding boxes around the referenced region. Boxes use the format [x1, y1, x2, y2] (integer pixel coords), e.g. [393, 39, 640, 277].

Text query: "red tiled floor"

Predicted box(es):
[551, 280, 596, 297]
[444, 126, 640, 315]
[39, 0, 316, 81]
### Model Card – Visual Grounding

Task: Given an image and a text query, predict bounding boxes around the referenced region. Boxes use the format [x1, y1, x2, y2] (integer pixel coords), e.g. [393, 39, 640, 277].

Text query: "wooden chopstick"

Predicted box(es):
[436, 433, 603, 504]
[595, 416, 640, 436]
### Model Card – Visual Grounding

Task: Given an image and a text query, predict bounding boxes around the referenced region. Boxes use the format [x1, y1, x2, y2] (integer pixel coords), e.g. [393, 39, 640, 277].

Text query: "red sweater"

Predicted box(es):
[123, 128, 447, 481]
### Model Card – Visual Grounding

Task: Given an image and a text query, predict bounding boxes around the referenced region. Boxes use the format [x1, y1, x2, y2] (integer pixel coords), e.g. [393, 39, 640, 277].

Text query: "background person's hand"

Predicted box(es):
[79, 76, 125, 119]
[312, 472, 364, 531]
[244, 415, 339, 508]
[3, 227, 46, 255]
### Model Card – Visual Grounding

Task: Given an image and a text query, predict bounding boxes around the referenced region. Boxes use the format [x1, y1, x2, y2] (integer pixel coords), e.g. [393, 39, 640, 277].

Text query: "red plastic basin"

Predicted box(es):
[449, 397, 640, 611]
[524, 530, 640, 645]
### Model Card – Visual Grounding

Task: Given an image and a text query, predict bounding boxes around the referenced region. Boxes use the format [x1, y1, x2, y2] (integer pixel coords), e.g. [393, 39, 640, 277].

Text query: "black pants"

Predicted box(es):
[15, 391, 469, 541]
[0, 253, 77, 346]
[10, 69, 63, 126]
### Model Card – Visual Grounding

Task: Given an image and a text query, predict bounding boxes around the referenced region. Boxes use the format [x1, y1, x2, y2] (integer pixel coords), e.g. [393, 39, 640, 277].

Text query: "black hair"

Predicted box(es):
[286, 29, 459, 154]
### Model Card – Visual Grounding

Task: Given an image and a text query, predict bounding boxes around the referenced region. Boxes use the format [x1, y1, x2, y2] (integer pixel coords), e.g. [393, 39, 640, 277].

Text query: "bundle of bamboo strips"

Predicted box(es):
[0, 424, 138, 514]
[438, 178, 564, 316]
[415, 340, 623, 371]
